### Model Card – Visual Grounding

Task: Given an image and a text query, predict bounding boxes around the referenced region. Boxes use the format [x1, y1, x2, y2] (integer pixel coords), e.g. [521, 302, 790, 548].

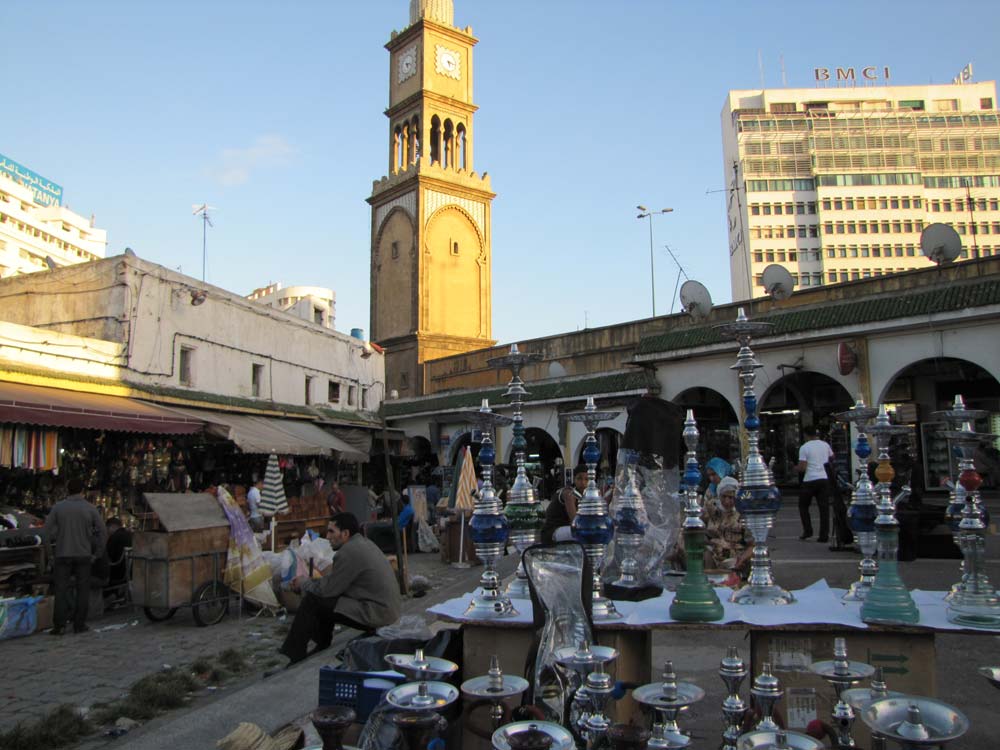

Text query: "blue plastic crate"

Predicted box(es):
[318, 667, 405, 721]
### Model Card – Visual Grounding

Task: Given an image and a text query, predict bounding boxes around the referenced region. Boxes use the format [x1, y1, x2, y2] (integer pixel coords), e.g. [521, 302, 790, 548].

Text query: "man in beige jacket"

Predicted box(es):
[278, 512, 401, 665]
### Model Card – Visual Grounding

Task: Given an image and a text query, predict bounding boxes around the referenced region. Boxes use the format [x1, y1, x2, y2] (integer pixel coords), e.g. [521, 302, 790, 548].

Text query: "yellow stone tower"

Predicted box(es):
[369, 0, 495, 397]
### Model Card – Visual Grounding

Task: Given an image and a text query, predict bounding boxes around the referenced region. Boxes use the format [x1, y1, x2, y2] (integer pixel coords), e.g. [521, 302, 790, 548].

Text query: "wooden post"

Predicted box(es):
[381, 404, 409, 595]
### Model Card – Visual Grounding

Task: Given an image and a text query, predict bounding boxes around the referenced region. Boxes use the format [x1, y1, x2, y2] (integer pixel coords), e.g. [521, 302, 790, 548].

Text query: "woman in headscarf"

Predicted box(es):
[702, 457, 733, 511]
[705, 476, 752, 578]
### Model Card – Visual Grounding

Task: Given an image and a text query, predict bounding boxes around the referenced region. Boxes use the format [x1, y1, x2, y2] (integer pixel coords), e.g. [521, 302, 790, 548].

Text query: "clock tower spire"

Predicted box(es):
[368, 1, 495, 397]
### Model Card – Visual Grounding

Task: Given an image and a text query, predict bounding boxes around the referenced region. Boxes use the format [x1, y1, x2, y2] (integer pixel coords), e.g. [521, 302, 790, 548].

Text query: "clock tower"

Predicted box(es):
[368, 0, 495, 397]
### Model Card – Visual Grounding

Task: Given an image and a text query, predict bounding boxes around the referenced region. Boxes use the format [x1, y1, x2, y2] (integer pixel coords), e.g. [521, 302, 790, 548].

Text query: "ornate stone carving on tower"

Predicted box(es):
[369, 0, 495, 396]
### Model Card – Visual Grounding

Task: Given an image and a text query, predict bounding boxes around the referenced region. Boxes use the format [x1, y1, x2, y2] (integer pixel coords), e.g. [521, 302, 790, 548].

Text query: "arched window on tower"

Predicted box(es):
[443, 119, 454, 169]
[456, 124, 467, 171]
[409, 115, 420, 164]
[430, 116, 441, 165]
[393, 125, 403, 172]
[401, 121, 410, 169]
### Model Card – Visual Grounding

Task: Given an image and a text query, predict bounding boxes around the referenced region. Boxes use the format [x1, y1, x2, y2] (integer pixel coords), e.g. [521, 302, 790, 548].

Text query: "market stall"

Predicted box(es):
[131, 492, 232, 626]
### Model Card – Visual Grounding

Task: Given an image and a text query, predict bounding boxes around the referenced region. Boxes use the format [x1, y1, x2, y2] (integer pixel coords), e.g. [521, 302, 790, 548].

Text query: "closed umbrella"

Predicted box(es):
[259, 453, 289, 551]
[454, 446, 478, 567]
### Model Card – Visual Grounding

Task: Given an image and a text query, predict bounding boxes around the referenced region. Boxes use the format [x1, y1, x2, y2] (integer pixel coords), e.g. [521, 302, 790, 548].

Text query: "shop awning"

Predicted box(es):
[156, 406, 369, 461]
[0, 381, 206, 434]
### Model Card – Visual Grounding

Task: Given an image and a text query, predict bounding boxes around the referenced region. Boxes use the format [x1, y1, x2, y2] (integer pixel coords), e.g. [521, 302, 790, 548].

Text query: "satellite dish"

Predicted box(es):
[761, 264, 796, 300]
[548, 361, 567, 378]
[44, 256, 59, 271]
[679, 280, 713, 320]
[921, 223, 962, 265]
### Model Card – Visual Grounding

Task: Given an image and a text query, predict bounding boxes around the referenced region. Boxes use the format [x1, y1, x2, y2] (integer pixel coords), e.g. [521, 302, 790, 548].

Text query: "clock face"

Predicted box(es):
[397, 45, 417, 83]
[435, 44, 461, 80]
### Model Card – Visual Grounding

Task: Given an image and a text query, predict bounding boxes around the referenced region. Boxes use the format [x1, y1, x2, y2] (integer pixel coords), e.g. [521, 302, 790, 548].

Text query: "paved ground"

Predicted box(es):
[2, 495, 998, 749]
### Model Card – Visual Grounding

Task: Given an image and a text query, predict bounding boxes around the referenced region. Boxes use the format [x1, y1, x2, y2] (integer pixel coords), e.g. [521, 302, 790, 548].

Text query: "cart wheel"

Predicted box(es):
[192, 580, 229, 627]
[144, 606, 178, 622]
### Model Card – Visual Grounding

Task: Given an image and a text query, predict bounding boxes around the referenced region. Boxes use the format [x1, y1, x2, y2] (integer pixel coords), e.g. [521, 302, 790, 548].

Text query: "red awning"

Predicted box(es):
[0, 381, 206, 434]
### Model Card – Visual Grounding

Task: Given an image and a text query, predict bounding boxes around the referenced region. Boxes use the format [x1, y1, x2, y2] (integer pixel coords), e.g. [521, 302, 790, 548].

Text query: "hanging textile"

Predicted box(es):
[214, 485, 279, 609]
[0, 426, 59, 470]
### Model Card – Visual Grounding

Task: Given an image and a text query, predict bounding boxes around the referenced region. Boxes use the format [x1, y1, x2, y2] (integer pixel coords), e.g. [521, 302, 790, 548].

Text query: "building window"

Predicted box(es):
[391, 241, 399, 259]
[305, 376, 314, 405]
[328, 381, 341, 403]
[361, 387, 369, 410]
[751, 204, 760, 215]
[179, 347, 194, 386]
[981, 98, 994, 110]
[400, 371, 409, 388]
[313, 307, 324, 325]
[348, 385, 357, 406]
[451, 241, 459, 256]
[252, 364, 264, 397]
[840, 272, 849, 282]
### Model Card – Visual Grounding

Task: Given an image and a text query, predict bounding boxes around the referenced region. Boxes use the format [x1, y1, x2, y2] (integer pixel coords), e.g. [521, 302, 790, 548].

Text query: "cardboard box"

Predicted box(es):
[751, 629, 935, 747]
[34, 595, 53, 632]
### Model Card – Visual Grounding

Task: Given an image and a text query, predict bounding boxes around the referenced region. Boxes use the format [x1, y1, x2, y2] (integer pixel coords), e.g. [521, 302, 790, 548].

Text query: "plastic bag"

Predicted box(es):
[602, 450, 680, 588]
[297, 535, 335, 572]
[0, 596, 41, 640]
[375, 614, 433, 642]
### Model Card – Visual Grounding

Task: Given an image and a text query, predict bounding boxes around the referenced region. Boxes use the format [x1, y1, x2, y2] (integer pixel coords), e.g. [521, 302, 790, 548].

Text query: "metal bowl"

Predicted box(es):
[461, 673, 530, 699]
[492, 721, 575, 750]
[861, 697, 969, 745]
[552, 644, 617, 670]
[632, 681, 705, 710]
[386, 681, 459, 711]
[737, 729, 824, 750]
[384, 652, 459, 680]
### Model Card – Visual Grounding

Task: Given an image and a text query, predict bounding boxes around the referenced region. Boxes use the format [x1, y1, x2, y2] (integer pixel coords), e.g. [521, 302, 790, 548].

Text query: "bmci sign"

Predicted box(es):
[814, 66, 891, 83]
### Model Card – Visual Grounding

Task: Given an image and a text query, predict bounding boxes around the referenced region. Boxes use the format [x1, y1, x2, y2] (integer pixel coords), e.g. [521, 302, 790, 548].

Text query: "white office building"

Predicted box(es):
[246, 282, 336, 330]
[0, 154, 107, 277]
[722, 80, 1000, 300]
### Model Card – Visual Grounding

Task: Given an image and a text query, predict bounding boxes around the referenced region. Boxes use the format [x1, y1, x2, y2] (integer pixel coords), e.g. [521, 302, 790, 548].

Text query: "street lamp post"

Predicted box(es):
[637, 206, 673, 317]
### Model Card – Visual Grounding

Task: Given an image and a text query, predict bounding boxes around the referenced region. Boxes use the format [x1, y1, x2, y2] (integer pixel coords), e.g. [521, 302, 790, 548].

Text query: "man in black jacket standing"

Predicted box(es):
[44, 478, 106, 634]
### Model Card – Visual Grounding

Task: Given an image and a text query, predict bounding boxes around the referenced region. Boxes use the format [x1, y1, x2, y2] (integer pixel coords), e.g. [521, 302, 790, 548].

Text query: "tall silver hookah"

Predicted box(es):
[934, 395, 1000, 628]
[462, 399, 517, 618]
[565, 396, 621, 620]
[834, 397, 879, 601]
[487, 344, 544, 600]
[714, 308, 794, 605]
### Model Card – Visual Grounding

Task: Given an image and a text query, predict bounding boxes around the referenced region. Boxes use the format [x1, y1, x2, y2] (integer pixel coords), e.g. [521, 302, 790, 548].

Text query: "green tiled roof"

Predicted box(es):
[384, 370, 656, 418]
[635, 279, 1000, 357]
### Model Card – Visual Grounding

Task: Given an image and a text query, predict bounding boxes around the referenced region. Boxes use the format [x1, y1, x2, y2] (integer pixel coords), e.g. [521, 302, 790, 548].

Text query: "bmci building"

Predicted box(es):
[722, 79, 1000, 300]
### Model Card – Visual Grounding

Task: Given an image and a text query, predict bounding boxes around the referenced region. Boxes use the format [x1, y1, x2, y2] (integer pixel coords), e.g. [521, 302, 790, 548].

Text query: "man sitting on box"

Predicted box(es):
[278, 512, 401, 666]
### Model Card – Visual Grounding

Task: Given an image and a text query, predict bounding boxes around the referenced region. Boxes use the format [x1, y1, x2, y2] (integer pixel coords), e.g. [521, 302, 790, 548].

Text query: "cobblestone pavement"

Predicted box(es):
[0, 548, 491, 730]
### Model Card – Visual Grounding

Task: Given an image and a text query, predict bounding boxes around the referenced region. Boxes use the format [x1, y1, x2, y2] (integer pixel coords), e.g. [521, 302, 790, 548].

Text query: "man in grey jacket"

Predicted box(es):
[278, 512, 401, 664]
[44, 478, 107, 634]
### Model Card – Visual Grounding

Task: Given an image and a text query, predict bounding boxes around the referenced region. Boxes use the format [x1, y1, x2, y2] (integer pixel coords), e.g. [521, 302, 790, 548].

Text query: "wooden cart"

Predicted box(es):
[131, 492, 234, 627]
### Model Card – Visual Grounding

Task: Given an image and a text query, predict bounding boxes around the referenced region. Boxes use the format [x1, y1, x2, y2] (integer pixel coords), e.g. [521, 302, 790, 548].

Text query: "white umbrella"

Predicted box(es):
[259, 453, 288, 552]
[453, 446, 477, 567]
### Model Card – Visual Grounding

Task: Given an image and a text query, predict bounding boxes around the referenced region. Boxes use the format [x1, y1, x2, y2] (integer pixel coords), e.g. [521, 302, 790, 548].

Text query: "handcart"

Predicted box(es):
[131, 492, 236, 627]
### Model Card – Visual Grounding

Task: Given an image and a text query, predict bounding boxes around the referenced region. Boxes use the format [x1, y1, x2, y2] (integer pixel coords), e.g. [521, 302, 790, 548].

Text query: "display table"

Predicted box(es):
[429, 580, 995, 748]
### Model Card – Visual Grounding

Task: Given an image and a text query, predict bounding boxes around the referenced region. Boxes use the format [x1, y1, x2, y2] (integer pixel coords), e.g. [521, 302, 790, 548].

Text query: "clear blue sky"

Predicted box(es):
[4, 1, 998, 344]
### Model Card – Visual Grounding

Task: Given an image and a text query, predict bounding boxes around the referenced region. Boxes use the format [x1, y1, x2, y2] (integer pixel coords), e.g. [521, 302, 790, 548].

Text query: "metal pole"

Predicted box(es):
[202, 214, 207, 281]
[648, 214, 656, 317]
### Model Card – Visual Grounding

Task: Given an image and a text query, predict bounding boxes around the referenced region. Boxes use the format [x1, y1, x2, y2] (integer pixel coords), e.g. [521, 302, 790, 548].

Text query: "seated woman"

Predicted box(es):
[702, 457, 733, 514]
[704, 477, 752, 575]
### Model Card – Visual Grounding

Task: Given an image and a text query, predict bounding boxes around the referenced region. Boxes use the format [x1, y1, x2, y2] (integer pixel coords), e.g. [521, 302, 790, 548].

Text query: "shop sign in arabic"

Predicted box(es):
[0, 153, 63, 207]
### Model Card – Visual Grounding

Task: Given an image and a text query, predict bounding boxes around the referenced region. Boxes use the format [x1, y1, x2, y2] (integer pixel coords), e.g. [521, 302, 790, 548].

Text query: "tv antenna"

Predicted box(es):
[663, 244, 690, 314]
[707, 161, 754, 312]
[761, 264, 796, 301]
[920, 223, 962, 266]
[192, 204, 217, 281]
[679, 280, 714, 321]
